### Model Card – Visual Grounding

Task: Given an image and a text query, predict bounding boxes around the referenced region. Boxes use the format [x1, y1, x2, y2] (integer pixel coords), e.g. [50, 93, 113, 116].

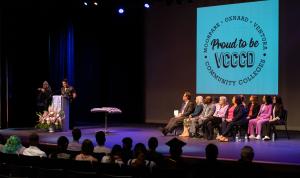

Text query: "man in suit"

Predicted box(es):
[161, 91, 195, 136]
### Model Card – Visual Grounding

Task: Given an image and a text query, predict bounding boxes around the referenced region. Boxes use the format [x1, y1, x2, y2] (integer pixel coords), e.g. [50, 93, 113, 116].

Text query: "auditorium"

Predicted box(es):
[0, 0, 300, 177]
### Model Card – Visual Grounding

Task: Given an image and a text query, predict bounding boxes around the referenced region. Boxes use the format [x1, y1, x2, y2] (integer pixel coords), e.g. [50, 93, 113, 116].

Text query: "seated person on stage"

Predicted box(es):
[161, 91, 195, 136]
[246, 95, 260, 121]
[203, 96, 229, 140]
[179, 96, 204, 137]
[248, 95, 272, 140]
[23, 133, 47, 157]
[67, 128, 82, 151]
[217, 96, 247, 142]
[190, 96, 215, 137]
[262, 96, 284, 140]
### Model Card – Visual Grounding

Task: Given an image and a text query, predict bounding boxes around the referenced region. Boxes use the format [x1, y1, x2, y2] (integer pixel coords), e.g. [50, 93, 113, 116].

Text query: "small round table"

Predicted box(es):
[90, 107, 122, 134]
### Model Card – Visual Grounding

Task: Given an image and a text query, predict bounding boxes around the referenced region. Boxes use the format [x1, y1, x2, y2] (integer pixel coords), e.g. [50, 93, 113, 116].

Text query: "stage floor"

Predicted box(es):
[0, 124, 300, 165]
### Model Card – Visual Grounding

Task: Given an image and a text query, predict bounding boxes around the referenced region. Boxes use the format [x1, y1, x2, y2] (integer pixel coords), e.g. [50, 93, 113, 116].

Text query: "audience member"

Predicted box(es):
[146, 137, 164, 166]
[164, 137, 186, 169]
[68, 128, 82, 151]
[49, 136, 70, 159]
[2, 135, 25, 154]
[122, 137, 133, 163]
[128, 143, 156, 172]
[101, 144, 124, 166]
[23, 133, 47, 157]
[75, 139, 98, 161]
[94, 131, 111, 154]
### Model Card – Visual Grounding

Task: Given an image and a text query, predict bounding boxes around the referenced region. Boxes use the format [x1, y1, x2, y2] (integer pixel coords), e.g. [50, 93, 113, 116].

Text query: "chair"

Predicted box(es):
[272, 109, 290, 139]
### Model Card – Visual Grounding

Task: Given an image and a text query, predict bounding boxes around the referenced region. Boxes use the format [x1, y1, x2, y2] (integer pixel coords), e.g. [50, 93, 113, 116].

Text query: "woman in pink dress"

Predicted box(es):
[248, 95, 272, 140]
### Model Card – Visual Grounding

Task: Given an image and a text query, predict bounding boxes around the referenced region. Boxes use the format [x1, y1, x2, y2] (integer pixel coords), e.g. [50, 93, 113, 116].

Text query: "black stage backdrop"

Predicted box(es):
[0, 1, 145, 128]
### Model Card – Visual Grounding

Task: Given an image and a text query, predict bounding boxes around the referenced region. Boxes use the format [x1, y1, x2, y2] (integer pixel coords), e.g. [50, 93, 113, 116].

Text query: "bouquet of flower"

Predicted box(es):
[35, 105, 65, 130]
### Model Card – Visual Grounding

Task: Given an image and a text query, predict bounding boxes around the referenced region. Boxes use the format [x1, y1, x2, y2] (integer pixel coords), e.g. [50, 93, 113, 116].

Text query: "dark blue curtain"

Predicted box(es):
[48, 21, 75, 93]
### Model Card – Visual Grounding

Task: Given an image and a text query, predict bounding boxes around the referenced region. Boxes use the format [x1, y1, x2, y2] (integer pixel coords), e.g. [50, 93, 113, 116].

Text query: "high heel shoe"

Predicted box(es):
[219, 136, 229, 142]
[216, 135, 223, 140]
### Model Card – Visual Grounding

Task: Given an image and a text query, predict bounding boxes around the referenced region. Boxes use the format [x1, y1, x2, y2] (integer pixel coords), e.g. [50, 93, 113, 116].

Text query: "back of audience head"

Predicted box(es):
[111, 144, 123, 157]
[166, 138, 186, 159]
[72, 128, 81, 141]
[148, 137, 158, 151]
[2, 135, 22, 154]
[29, 133, 39, 146]
[57, 136, 69, 152]
[95, 131, 106, 146]
[205, 143, 218, 161]
[122, 137, 133, 150]
[134, 143, 147, 157]
[81, 139, 94, 155]
[240, 146, 254, 163]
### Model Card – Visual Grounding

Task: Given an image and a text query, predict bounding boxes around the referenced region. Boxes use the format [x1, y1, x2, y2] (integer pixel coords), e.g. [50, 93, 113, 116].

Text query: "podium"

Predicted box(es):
[51, 95, 69, 131]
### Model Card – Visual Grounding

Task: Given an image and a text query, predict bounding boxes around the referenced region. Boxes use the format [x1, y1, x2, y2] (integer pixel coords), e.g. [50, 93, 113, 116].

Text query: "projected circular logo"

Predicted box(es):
[202, 16, 268, 86]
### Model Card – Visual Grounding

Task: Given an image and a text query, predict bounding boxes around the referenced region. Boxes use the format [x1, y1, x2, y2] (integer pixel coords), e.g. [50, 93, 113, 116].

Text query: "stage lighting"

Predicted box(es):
[83, 1, 88, 6]
[94, 2, 98, 6]
[144, 3, 150, 8]
[118, 8, 125, 14]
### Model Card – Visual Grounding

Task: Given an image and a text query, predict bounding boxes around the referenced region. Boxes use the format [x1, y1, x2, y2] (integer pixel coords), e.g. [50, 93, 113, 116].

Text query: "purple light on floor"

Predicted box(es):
[118, 8, 124, 14]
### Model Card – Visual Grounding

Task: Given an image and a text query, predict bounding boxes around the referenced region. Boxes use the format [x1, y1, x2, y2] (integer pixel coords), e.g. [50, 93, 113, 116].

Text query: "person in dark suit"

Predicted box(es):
[36, 81, 53, 113]
[161, 91, 195, 136]
[262, 96, 284, 140]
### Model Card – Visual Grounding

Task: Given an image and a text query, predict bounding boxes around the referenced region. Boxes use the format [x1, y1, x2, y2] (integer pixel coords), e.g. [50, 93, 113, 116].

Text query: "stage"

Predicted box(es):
[0, 124, 300, 165]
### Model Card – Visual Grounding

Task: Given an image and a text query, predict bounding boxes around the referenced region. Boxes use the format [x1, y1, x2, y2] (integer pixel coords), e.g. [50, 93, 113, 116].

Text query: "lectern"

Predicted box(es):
[51, 95, 69, 131]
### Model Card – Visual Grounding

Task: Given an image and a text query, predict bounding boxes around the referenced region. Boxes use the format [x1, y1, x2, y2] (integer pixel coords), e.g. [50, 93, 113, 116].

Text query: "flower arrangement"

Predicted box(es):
[35, 105, 65, 131]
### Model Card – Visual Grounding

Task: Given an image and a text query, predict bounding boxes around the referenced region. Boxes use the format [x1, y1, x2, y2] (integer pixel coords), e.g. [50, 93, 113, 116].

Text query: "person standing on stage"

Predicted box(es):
[61, 79, 77, 102]
[61, 79, 77, 129]
[36, 81, 53, 113]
